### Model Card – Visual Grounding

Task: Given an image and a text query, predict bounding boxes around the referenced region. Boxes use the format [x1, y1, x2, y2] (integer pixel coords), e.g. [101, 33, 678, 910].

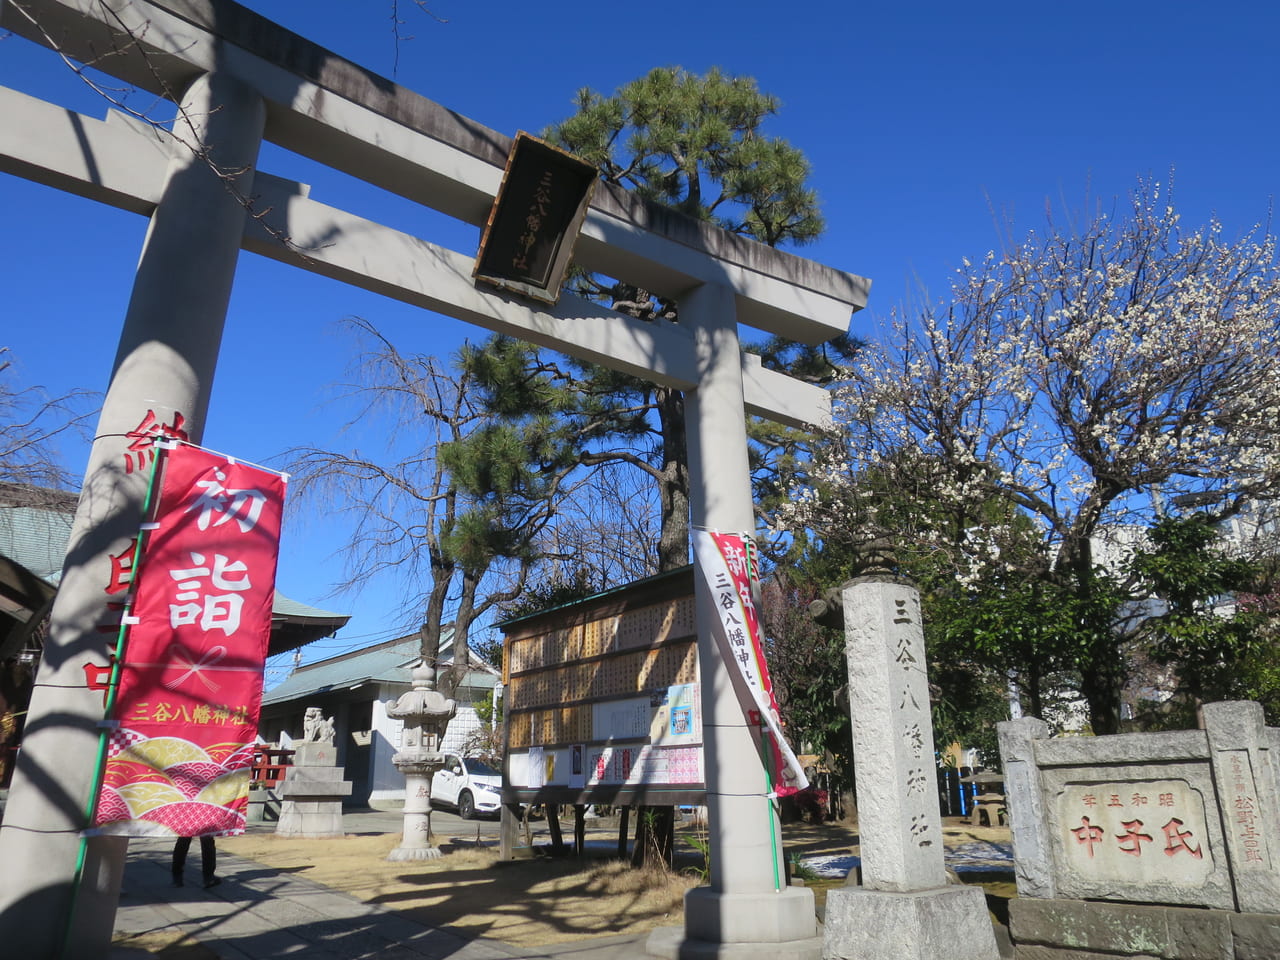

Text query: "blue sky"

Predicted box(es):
[3, 1, 1278, 683]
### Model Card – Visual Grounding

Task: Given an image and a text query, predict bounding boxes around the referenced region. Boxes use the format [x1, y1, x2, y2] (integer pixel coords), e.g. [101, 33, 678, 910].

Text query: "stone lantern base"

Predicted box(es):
[384, 663, 456, 861]
[387, 757, 445, 861]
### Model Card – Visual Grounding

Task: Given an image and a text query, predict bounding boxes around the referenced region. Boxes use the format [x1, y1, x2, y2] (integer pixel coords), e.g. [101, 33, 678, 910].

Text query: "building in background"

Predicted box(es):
[259, 632, 499, 808]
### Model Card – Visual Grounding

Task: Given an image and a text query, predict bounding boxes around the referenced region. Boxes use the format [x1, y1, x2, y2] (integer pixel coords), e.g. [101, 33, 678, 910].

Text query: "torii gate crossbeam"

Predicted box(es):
[0, 85, 838, 430]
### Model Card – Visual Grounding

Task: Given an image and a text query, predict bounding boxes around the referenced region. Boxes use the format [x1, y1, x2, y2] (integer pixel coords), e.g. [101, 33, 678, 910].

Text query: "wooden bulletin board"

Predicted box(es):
[499, 566, 704, 807]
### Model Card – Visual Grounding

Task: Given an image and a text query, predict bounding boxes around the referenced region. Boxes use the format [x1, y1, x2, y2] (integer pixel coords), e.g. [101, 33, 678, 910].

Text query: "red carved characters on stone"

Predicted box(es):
[1161, 818, 1203, 859]
[1072, 816, 1105, 856]
[123, 409, 188, 474]
[1115, 819, 1154, 856]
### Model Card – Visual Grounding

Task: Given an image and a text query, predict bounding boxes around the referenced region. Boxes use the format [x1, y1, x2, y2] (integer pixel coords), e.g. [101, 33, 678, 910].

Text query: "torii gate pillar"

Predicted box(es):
[650, 282, 822, 958]
[0, 69, 265, 959]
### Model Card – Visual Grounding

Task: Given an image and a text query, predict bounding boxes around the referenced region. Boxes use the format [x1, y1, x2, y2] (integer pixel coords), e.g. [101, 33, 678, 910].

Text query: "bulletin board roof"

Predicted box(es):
[498, 566, 694, 636]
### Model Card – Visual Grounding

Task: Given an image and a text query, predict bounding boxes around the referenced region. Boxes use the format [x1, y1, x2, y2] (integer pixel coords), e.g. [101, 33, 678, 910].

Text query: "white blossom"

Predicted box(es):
[780, 183, 1280, 590]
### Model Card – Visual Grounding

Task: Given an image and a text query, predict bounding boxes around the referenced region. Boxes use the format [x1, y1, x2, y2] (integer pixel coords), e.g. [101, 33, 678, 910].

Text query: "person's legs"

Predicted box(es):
[199, 836, 220, 888]
[171, 837, 192, 886]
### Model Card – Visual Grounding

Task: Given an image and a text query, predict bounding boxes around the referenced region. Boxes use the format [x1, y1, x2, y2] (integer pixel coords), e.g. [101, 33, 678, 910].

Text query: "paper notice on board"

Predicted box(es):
[593, 698, 650, 740]
[650, 683, 701, 745]
[527, 746, 545, 788]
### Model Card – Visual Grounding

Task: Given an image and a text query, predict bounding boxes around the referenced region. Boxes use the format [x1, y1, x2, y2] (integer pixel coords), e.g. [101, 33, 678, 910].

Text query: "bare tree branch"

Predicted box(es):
[0, 347, 97, 498]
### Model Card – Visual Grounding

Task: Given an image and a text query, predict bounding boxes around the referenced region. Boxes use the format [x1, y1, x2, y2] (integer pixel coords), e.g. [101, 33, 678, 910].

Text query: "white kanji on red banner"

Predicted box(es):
[167, 551, 252, 635]
[93, 443, 286, 839]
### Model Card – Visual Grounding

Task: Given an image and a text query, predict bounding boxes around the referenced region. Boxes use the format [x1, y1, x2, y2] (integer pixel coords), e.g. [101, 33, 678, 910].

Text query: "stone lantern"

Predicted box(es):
[384, 661, 456, 860]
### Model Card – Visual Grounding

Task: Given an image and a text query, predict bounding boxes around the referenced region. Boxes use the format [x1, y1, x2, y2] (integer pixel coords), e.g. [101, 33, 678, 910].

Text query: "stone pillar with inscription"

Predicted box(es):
[822, 575, 999, 960]
[1202, 700, 1280, 912]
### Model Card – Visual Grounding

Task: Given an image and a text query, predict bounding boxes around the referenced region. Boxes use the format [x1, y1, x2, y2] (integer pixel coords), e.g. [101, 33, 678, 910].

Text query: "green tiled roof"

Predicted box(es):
[0, 504, 76, 585]
[262, 629, 497, 705]
[269, 592, 347, 621]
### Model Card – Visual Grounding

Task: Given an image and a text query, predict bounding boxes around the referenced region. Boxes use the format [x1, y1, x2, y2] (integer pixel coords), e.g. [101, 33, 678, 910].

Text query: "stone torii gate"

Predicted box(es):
[0, 1, 869, 957]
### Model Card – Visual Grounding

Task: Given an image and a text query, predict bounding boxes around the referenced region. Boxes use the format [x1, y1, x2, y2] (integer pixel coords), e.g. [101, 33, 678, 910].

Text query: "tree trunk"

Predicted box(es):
[1062, 537, 1126, 736]
[443, 568, 481, 698]
[1080, 650, 1125, 736]
[655, 388, 689, 572]
[1026, 664, 1044, 720]
[418, 554, 453, 676]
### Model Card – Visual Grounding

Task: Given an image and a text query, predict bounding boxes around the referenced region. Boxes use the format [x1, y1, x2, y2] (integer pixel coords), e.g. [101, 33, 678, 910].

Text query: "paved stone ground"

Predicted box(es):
[802, 838, 1015, 878]
[110, 809, 1012, 960]
[111, 837, 652, 960]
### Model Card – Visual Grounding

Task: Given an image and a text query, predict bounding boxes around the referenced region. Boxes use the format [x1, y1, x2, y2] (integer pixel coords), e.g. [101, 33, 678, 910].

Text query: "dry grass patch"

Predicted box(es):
[219, 832, 696, 946]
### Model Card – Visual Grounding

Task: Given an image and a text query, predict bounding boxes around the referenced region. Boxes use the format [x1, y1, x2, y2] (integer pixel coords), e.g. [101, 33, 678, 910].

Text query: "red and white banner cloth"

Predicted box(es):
[692, 530, 807, 797]
[92, 443, 285, 838]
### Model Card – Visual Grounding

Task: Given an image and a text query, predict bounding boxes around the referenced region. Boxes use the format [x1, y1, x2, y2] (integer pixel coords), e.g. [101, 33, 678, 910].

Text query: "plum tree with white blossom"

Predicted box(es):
[777, 181, 1280, 734]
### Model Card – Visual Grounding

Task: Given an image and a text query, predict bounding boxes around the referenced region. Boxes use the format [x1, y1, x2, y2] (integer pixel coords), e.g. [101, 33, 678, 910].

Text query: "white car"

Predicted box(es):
[430, 753, 504, 819]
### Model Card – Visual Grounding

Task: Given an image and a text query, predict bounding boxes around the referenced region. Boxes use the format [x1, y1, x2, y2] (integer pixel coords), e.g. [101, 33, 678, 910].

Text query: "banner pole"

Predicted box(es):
[86, 444, 286, 843]
[762, 733, 782, 892]
[59, 444, 168, 960]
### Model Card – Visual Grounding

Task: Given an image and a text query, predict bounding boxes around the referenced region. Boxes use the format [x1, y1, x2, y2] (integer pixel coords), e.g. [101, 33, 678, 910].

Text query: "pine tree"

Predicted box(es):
[467, 68, 836, 574]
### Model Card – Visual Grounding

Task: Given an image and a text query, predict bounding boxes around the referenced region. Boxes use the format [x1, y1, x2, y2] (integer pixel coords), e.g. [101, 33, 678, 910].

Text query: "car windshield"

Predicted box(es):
[464, 759, 500, 778]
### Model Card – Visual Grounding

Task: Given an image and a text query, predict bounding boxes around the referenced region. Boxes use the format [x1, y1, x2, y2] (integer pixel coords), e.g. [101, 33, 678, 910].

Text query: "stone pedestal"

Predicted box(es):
[246, 786, 280, 823]
[1010, 896, 1280, 960]
[384, 663, 456, 861]
[824, 885, 996, 960]
[275, 740, 352, 838]
[647, 887, 823, 959]
[822, 577, 998, 960]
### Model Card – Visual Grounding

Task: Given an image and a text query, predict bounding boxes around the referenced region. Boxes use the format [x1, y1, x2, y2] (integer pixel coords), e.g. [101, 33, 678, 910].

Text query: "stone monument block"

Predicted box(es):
[998, 701, 1280, 959]
[291, 741, 337, 767]
[276, 765, 351, 797]
[246, 785, 280, 822]
[275, 707, 351, 839]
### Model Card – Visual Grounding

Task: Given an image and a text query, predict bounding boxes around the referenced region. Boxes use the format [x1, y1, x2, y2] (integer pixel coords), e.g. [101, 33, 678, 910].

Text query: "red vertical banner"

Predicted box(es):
[92, 443, 286, 837]
[693, 529, 808, 797]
